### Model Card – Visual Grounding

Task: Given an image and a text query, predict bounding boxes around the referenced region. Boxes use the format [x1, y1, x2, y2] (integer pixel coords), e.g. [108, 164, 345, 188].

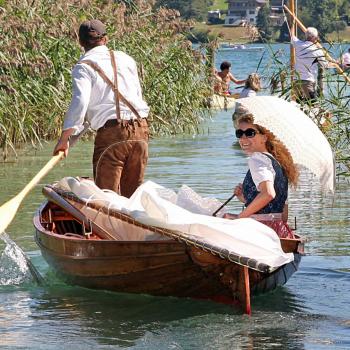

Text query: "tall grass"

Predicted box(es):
[0, 0, 212, 159]
[258, 42, 350, 177]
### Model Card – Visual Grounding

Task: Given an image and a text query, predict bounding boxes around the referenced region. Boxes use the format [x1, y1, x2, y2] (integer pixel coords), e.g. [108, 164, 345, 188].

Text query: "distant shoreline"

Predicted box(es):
[194, 23, 350, 44]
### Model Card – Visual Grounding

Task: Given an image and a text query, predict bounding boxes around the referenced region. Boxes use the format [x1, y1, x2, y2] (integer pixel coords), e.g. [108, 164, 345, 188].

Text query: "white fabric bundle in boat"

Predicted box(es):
[56, 177, 294, 269]
[176, 185, 227, 217]
[137, 187, 293, 269]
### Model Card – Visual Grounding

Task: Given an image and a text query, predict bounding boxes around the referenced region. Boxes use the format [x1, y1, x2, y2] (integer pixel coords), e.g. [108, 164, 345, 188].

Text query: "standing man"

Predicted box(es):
[54, 19, 150, 198]
[214, 61, 246, 96]
[291, 27, 332, 102]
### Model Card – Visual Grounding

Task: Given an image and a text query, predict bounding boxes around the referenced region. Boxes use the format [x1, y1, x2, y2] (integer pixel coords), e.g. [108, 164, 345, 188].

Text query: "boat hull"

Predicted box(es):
[34, 201, 303, 304]
[210, 94, 236, 110]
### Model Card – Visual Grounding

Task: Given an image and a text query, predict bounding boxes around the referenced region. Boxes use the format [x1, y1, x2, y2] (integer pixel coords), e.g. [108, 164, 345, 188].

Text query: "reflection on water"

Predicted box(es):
[0, 44, 349, 348]
[1, 275, 348, 349]
[0, 281, 314, 349]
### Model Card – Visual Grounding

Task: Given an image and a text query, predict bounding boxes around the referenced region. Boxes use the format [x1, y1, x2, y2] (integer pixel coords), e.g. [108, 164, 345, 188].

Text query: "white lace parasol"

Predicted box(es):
[235, 96, 335, 192]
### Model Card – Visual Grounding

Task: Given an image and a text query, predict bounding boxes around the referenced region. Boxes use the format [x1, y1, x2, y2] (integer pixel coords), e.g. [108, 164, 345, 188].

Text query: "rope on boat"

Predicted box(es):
[45, 185, 274, 274]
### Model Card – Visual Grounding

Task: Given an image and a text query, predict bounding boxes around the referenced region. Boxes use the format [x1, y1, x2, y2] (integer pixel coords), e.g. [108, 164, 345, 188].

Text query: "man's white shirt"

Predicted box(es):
[342, 52, 350, 65]
[64, 45, 149, 133]
[291, 36, 328, 82]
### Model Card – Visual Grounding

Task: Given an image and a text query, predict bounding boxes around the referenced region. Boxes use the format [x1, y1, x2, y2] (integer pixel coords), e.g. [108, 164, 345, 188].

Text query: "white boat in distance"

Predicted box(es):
[219, 43, 264, 52]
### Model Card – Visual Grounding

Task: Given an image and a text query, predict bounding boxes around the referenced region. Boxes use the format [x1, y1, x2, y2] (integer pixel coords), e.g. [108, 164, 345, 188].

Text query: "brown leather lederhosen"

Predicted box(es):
[81, 50, 149, 198]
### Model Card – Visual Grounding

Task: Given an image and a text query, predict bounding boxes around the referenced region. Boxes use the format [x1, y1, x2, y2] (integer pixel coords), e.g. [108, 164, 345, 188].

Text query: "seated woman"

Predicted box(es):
[224, 113, 299, 239]
[239, 73, 261, 98]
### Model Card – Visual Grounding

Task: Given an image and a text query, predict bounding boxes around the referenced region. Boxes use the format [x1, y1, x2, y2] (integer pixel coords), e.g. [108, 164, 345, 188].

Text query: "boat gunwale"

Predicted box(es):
[41, 186, 276, 273]
[34, 193, 303, 273]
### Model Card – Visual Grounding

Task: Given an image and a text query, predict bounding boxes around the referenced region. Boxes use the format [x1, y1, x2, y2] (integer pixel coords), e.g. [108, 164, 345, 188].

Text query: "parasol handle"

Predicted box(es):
[212, 194, 236, 217]
[283, 5, 350, 86]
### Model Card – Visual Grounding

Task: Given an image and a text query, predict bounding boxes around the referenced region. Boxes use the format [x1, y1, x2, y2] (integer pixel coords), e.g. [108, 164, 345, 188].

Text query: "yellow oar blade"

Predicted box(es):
[0, 195, 23, 233]
[0, 152, 64, 233]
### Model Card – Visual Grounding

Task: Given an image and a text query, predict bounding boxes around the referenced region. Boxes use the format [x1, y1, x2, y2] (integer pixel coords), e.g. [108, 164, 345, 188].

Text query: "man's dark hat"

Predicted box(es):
[79, 19, 106, 41]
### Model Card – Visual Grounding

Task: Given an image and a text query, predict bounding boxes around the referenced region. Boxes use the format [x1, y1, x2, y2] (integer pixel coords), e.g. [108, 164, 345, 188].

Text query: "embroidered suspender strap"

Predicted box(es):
[80, 58, 142, 120]
[109, 50, 121, 119]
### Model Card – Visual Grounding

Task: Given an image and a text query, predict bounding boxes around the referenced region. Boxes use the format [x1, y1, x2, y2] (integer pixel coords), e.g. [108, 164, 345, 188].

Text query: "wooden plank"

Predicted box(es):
[238, 266, 251, 315]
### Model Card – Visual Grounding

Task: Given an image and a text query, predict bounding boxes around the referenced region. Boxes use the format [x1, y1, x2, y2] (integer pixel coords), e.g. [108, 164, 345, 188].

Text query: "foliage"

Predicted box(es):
[277, 22, 290, 43]
[155, 0, 212, 21]
[186, 27, 220, 43]
[208, 0, 227, 12]
[297, 0, 349, 39]
[0, 0, 212, 158]
[207, 17, 225, 25]
[256, 2, 273, 42]
[262, 43, 350, 177]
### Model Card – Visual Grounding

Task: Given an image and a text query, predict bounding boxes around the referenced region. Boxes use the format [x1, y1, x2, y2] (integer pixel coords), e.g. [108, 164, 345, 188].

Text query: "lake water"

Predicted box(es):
[0, 44, 349, 349]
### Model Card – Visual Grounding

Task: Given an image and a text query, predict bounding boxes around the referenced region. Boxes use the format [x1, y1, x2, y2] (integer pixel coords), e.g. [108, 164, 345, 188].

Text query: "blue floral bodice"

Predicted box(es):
[242, 153, 288, 214]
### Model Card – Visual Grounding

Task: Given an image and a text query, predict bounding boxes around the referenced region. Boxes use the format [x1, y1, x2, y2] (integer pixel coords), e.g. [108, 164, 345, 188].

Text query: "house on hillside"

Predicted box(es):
[270, 0, 284, 26]
[224, 0, 266, 26]
[224, 0, 284, 27]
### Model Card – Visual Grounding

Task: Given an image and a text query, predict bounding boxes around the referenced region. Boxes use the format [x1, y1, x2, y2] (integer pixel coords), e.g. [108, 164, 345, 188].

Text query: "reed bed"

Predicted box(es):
[0, 0, 212, 159]
[258, 43, 350, 178]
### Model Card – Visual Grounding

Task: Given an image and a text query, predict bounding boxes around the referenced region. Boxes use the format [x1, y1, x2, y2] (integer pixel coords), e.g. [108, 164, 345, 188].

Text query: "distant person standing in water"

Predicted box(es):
[340, 48, 350, 70]
[239, 73, 261, 98]
[53, 19, 150, 198]
[291, 27, 335, 102]
[214, 61, 246, 96]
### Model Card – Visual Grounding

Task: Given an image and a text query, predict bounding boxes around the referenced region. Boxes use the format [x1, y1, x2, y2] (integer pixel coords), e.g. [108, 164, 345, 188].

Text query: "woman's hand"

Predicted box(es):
[234, 183, 245, 203]
[239, 180, 275, 218]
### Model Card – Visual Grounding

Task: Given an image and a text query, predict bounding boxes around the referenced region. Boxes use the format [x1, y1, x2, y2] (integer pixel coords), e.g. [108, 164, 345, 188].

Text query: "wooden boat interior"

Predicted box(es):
[41, 185, 303, 257]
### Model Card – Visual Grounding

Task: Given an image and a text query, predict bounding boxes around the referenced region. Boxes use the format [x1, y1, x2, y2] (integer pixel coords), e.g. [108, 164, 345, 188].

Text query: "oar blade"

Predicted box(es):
[0, 195, 22, 233]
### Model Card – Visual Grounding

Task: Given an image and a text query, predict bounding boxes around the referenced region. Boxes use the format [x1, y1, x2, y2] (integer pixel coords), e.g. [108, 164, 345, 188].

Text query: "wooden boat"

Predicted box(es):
[33, 183, 304, 314]
[210, 94, 236, 110]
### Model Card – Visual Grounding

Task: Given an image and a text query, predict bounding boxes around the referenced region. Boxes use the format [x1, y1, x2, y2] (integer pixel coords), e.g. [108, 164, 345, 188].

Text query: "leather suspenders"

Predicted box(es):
[80, 50, 142, 120]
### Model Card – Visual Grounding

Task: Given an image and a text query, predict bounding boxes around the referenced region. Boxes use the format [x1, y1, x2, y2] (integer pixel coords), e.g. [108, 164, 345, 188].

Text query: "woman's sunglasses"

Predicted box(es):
[235, 128, 259, 139]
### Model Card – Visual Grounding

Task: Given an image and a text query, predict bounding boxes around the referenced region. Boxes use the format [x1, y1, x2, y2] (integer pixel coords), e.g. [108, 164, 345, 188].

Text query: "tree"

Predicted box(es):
[155, 0, 211, 20]
[256, 2, 273, 41]
[278, 21, 290, 42]
[297, 0, 341, 39]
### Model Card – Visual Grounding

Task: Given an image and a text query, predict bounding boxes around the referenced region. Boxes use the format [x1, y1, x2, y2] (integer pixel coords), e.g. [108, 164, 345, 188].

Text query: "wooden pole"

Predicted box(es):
[0, 122, 90, 234]
[289, 0, 296, 100]
[238, 266, 251, 315]
[284, 5, 350, 86]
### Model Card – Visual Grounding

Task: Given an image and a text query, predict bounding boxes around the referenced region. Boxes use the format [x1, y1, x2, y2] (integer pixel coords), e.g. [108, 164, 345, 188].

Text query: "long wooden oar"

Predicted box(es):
[0, 152, 64, 233]
[0, 123, 90, 234]
[283, 5, 350, 86]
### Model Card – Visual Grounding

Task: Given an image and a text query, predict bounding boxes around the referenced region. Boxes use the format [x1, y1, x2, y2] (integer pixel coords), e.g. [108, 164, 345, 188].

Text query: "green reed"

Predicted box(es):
[257, 42, 350, 178]
[0, 0, 212, 159]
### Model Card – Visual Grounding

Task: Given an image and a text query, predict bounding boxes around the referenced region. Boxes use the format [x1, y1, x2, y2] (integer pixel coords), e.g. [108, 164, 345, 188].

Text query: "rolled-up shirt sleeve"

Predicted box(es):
[248, 152, 275, 190]
[63, 65, 92, 133]
[291, 35, 298, 46]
